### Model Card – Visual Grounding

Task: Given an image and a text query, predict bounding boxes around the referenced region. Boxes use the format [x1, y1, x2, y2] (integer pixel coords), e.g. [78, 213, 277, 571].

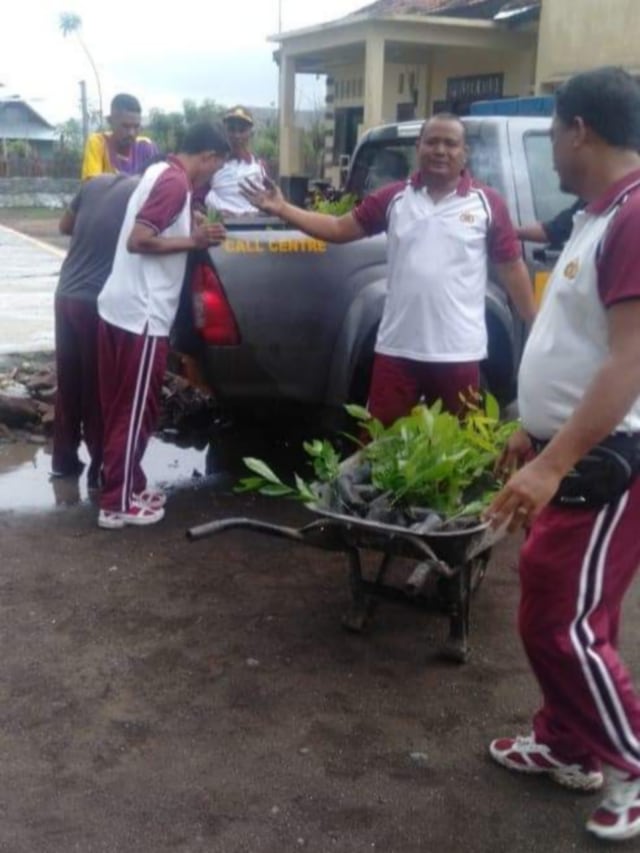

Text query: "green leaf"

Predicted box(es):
[294, 474, 317, 502]
[302, 439, 324, 456]
[234, 476, 267, 493]
[484, 392, 500, 422]
[345, 403, 371, 422]
[243, 457, 285, 485]
[258, 483, 295, 497]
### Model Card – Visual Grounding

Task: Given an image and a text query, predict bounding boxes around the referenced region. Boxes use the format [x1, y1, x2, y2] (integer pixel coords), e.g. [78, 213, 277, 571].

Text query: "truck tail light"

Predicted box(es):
[191, 263, 241, 346]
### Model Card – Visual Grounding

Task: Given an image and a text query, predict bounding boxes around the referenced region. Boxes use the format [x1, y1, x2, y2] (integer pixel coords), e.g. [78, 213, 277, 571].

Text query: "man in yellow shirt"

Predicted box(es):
[81, 93, 158, 180]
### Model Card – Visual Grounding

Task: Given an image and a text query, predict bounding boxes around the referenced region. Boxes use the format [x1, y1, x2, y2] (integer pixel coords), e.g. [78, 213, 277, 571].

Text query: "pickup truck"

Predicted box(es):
[175, 116, 575, 419]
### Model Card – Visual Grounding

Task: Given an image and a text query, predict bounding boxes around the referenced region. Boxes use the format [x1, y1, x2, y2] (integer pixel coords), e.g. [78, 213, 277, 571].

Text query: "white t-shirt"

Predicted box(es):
[353, 172, 520, 362]
[518, 172, 640, 439]
[98, 159, 192, 337]
[206, 156, 266, 216]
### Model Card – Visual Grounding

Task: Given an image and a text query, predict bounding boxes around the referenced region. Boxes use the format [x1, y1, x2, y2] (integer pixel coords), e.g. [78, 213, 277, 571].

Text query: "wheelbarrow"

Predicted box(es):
[187, 498, 506, 663]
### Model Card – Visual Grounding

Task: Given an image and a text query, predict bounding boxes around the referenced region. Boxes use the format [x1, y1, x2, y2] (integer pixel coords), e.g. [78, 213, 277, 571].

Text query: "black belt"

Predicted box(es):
[529, 432, 640, 509]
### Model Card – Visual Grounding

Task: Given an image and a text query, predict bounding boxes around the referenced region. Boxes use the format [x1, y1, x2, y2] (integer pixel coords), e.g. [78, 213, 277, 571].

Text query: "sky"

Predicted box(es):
[0, 0, 367, 126]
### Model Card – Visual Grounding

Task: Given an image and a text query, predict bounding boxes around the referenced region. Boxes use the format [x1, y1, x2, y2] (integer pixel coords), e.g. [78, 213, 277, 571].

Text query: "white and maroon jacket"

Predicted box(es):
[353, 170, 521, 363]
[519, 169, 640, 439]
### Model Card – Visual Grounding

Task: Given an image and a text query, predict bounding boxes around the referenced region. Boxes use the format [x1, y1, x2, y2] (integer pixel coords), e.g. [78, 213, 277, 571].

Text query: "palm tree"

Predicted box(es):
[59, 12, 104, 127]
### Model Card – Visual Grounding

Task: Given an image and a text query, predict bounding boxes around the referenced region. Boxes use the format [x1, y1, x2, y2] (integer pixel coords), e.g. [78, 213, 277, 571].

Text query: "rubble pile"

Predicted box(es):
[0, 361, 56, 441]
[0, 357, 219, 443]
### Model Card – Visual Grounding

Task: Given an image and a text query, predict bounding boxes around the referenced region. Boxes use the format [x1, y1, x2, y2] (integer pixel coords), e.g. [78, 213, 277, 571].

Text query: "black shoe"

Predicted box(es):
[50, 460, 85, 479]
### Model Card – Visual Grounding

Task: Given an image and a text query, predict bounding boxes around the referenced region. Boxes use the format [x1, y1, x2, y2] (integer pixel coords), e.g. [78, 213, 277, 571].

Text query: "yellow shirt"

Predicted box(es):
[81, 132, 158, 180]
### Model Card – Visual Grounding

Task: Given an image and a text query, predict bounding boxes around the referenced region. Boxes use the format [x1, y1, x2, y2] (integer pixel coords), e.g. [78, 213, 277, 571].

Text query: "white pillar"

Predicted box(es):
[363, 32, 385, 131]
[278, 51, 298, 176]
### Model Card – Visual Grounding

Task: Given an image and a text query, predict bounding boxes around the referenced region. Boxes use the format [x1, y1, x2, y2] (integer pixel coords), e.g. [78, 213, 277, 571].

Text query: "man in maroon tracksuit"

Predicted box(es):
[487, 67, 640, 842]
[241, 114, 536, 424]
[52, 174, 139, 488]
[96, 122, 229, 530]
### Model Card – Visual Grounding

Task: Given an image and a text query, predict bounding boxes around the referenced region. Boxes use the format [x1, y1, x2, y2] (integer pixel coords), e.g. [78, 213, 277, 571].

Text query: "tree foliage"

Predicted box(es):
[59, 12, 104, 125]
[146, 99, 226, 153]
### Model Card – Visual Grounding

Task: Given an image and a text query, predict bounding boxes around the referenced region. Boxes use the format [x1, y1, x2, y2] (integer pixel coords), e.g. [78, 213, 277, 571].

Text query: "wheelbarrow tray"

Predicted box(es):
[187, 453, 508, 663]
[305, 500, 503, 566]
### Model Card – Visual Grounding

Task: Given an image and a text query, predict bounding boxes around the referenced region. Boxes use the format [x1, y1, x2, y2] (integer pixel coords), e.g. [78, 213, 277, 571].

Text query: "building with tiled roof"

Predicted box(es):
[270, 0, 540, 179]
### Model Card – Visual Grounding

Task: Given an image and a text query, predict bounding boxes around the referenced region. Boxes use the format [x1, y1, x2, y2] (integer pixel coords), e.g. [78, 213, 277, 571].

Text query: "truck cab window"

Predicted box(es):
[348, 142, 416, 197]
[523, 132, 576, 224]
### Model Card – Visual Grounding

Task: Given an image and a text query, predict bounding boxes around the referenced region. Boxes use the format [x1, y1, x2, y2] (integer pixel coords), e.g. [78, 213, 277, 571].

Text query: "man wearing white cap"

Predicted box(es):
[205, 106, 267, 216]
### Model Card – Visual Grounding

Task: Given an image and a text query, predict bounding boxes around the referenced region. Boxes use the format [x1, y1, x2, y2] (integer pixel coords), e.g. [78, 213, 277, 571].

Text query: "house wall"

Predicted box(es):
[535, 0, 640, 90]
[330, 60, 431, 122]
[279, 14, 537, 181]
[322, 46, 534, 183]
[427, 44, 535, 108]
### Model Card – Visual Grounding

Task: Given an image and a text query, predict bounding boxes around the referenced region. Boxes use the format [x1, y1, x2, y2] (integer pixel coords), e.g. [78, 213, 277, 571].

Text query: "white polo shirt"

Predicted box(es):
[98, 158, 192, 337]
[206, 155, 266, 215]
[518, 170, 640, 439]
[353, 171, 520, 362]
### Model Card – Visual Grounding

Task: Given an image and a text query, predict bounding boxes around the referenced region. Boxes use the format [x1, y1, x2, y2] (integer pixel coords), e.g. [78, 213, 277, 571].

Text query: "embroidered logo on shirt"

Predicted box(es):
[460, 211, 476, 224]
[564, 259, 580, 280]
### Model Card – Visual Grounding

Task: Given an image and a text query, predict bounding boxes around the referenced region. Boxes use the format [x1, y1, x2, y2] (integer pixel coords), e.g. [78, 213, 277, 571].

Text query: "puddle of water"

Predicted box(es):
[0, 415, 333, 514]
[0, 436, 212, 511]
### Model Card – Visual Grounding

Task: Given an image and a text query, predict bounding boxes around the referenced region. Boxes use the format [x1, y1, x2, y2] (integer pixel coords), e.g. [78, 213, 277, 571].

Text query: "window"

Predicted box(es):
[347, 140, 416, 196]
[396, 103, 416, 122]
[466, 132, 505, 194]
[446, 73, 504, 102]
[333, 107, 365, 165]
[398, 73, 405, 95]
[523, 132, 576, 224]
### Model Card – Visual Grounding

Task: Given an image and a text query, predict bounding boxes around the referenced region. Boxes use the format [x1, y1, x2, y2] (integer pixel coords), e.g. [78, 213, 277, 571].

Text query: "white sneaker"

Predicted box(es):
[587, 767, 640, 841]
[98, 504, 165, 530]
[131, 488, 167, 510]
[489, 734, 603, 791]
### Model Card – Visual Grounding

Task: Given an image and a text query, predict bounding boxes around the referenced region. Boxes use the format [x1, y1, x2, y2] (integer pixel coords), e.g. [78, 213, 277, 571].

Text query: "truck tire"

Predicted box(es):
[348, 328, 378, 406]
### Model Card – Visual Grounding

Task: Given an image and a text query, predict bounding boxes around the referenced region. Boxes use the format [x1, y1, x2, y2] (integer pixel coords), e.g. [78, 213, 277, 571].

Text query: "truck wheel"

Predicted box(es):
[348, 331, 377, 406]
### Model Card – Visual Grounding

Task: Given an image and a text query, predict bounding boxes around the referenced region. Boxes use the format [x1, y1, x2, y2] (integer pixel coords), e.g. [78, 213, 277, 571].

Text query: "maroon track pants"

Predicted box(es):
[52, 296, 103, 483]
[521, 478, 640, 776]
[98, 319, 168, 513]
[367, 353, 480, 425]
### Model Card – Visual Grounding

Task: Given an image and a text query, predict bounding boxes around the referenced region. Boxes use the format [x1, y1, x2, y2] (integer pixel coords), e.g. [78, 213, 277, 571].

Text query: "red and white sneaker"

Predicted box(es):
[587, 768, 640, 841]
[489, 734, 603, 791]
[131, 489, 167, 510]
[98, 503, 165, 530]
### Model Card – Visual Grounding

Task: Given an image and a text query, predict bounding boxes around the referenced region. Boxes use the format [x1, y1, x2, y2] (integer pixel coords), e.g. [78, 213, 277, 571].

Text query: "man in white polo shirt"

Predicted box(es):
[487, 67, 640, 842]
[205, 106, 267, 217]
[241, 113, 536, 422]
[97, 122, 229, 530]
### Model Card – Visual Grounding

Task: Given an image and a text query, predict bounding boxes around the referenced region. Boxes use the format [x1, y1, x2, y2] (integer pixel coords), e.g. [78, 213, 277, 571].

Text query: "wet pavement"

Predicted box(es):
[0, 435, 211, 512]
[0, 224, 64, 354]
[3, 218, 640, 852]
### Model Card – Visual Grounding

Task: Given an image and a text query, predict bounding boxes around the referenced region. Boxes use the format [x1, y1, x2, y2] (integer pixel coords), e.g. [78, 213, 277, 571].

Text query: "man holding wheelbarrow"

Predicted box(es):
[487, 66, 640, 843]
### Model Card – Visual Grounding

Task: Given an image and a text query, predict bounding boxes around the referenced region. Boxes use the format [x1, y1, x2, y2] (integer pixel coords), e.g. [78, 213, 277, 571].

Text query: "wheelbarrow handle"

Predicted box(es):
[187, 517, 310, 543]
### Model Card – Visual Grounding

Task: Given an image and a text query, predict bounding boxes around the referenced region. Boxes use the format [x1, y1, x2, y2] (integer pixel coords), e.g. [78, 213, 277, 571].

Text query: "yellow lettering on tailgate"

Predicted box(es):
[267, 238, 329, 253]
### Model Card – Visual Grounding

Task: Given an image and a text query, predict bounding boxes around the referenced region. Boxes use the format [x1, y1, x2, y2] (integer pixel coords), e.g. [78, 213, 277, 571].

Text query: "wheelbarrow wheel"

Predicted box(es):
[440, 637, 471, 664]
[342, 599, 377, 633]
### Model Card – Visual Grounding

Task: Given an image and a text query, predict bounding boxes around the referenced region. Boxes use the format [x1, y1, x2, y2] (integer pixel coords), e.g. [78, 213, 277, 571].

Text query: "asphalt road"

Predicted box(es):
[2, 477, 640, 852]
[2, 210, 639, 851]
